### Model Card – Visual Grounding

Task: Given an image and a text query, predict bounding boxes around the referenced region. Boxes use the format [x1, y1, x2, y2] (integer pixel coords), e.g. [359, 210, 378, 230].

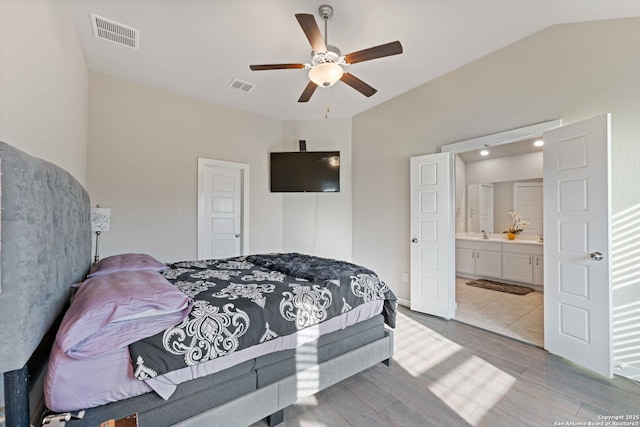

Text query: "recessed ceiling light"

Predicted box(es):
[480, 150, 489, 156]
[534, 140, 544, 147]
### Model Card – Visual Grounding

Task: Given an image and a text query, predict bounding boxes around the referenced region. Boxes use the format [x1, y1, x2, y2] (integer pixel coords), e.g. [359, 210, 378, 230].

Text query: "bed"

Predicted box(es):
[0, 141, 395, 427]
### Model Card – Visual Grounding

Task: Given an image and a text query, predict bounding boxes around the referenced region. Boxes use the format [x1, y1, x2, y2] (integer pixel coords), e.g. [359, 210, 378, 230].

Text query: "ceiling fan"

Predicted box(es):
[249, 4, 403, 103]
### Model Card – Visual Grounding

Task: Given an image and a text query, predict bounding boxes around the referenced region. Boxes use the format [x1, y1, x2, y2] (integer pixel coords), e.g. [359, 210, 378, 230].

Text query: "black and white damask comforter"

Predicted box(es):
[129, 253, 396, 380]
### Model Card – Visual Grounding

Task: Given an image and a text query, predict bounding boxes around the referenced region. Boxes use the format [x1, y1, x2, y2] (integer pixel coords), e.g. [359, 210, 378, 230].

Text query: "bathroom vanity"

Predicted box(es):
[455, 233, 543, 291]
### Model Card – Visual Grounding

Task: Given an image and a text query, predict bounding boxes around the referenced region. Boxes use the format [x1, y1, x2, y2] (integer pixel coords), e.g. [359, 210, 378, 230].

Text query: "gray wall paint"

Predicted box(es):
[0, 0, 88, 185]
[352, 18, 640, 372]
[88, 73, 284, 262]
[281, 119, 353, 261]
[87, 76, 354, 265]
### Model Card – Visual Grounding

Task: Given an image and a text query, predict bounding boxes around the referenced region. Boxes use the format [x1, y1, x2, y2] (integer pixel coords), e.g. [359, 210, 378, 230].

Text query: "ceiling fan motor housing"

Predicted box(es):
[318, 4, 334, 20]
[311, 45, 342, 66]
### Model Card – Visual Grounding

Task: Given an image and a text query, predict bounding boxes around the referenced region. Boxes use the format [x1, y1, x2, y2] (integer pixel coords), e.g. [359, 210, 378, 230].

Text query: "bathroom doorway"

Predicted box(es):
[411, 116, 613, 377]
[444, 125, 555, 347]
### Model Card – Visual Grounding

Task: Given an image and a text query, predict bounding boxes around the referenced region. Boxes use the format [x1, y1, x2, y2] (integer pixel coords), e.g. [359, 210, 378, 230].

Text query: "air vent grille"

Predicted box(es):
[91, 13, 139, 49]
[229, 79, 255, 93]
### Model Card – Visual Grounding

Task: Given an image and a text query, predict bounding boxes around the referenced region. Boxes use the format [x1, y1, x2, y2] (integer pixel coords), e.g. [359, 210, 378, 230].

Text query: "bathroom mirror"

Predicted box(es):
[467, 183, 494, 233]
[467, 178, 542, 235]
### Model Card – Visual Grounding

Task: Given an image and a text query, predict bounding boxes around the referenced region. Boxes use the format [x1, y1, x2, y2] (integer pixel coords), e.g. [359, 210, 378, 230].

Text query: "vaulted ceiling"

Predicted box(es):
[68, 0, 640, 121]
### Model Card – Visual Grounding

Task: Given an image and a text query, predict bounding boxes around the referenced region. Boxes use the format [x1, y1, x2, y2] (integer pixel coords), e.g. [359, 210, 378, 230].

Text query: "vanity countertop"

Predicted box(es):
[455, 232, 543, 246]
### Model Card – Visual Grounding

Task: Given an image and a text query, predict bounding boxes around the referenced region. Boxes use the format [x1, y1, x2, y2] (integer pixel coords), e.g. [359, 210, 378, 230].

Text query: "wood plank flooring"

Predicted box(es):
[251, 306, 640, 427]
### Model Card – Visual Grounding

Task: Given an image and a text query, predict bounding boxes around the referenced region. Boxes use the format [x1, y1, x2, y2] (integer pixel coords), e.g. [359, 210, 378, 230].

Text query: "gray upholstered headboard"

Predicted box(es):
[0, 141, 91, 374]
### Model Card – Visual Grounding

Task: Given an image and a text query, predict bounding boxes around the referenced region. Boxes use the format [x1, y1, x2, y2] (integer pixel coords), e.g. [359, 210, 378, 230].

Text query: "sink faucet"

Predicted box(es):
[482, 230, 489, 239]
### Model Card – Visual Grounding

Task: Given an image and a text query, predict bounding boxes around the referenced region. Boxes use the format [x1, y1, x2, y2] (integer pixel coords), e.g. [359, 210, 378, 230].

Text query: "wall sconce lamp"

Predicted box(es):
[90, 204, 111, 265]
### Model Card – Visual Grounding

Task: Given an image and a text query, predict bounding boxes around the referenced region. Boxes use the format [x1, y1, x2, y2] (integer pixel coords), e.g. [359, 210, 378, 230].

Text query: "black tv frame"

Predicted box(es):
[270, 151, 340, 193]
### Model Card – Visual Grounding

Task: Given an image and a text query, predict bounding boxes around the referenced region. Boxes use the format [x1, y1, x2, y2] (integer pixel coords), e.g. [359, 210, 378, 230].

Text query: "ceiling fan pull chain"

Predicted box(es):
[324, 89, 330, 119]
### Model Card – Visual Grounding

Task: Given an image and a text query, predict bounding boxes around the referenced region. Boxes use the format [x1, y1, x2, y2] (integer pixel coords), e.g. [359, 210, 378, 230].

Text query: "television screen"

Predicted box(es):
[270, 151, 340, 192]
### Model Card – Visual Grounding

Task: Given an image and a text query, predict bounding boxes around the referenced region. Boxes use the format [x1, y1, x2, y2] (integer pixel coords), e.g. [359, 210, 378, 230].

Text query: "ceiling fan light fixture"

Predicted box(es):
[309, 62, 343, 87]
[249, 5, 403, 102]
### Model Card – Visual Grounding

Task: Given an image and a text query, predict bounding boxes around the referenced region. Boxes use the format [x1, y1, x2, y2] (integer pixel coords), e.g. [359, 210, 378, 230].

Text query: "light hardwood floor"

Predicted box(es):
[252, 306, 640, 427]
[453, 277, 544, 347]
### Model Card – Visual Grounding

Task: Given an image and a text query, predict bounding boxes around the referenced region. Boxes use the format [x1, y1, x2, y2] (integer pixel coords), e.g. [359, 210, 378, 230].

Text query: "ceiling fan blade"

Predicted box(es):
[295, 13, 327, 53]
[344, 41, 403, 64]
[250, 63, 306, 71]
[298, 81, 318, 102]
[340, 73, 377, 97]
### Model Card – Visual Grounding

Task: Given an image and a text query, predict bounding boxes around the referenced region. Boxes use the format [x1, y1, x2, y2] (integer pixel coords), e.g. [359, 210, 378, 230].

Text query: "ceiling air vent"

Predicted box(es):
[229, 79, 255, 93]
[91, 13, 139, 49]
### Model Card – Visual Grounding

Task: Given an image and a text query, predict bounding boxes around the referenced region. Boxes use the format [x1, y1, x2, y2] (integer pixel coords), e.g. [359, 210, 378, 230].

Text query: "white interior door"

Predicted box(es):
[410, 153, 455, 318]
[467, 184, 479, 232]
[543, 114, 612, 378]
[479, 184, 494, 233]
[198, 158, 249, 260]
[514, 182, 543, 236]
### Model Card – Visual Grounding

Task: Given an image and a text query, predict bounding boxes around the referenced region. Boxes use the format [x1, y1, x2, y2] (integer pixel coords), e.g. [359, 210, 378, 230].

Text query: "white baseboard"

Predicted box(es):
[397, 297, 410, 308]
[614, 364, 640, 382]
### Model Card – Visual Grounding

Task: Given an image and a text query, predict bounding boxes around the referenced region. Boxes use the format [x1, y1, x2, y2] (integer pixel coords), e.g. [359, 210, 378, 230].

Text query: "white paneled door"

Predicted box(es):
[198, 158, 249, 260]
[543, 114, 612, 378]
[410, 153, 455, 318]
[514, 182, 543, 236]
[479, 184, 494, 233]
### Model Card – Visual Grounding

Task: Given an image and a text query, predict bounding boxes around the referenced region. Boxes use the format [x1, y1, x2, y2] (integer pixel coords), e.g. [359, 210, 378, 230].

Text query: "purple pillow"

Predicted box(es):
[57, 270, 192, 359]
[87, 253, 168, 278]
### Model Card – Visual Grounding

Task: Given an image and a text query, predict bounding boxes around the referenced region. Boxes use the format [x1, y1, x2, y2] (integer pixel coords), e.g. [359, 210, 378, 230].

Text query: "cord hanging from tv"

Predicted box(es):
[270, 151, 340, 192]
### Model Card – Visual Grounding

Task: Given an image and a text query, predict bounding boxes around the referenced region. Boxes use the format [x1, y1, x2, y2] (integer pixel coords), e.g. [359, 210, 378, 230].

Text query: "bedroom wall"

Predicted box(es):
[0, 0, 88, 185]
[87, 73, 284, 262]
[352, 18, 640, 373]
[280, 119, 352, 261]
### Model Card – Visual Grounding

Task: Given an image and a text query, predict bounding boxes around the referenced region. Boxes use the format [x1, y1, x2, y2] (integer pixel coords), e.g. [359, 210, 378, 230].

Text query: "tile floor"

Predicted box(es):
[453, 276, 544, 346]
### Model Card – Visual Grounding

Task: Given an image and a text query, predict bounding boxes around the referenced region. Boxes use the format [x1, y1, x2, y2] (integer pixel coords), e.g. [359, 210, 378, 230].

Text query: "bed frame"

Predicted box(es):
[0, 141, 393, 427]
[0, 141, 91, 427]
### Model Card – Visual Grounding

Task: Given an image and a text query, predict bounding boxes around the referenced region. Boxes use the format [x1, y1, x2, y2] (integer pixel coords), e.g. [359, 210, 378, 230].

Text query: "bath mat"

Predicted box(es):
[466, 279, 534, 295]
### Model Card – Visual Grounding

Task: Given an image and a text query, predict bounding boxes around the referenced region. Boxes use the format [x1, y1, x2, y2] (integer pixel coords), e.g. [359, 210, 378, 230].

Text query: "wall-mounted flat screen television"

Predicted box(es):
[270, 151, 340, 192]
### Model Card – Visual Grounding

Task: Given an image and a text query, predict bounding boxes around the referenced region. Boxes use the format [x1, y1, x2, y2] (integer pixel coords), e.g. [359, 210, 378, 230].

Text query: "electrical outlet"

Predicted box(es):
[401, 272, 408, 282]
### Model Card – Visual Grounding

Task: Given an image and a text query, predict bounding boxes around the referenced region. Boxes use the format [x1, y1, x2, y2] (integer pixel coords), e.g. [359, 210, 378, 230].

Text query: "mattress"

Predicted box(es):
[46, 253, 396, 415]
[46, 300, 383, 412]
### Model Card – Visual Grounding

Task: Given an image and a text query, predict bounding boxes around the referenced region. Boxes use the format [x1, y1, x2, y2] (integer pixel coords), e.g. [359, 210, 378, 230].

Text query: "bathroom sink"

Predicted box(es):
[455, 233, 542, 245]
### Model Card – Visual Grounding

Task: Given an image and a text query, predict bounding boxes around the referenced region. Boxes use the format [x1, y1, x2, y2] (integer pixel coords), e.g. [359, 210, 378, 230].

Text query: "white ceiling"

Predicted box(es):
[459, 138, 543, 163]
[68, 0, 640, 121]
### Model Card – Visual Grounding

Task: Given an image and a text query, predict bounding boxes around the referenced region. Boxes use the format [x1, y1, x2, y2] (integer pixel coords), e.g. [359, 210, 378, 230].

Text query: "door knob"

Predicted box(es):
[235, 234, 241, 238]
[411, 238, 418, 244]
[589, 251, 604, 261]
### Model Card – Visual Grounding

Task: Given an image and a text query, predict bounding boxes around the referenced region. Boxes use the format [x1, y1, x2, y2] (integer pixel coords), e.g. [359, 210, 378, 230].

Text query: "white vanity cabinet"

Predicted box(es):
[455, 240, 502, 279]
[455, 247, 476, 275]
[455, 234, 544, 288]
[502, 244, 544, 285]
[533, 255, 544, 286]
[476, 248, 502, 277]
